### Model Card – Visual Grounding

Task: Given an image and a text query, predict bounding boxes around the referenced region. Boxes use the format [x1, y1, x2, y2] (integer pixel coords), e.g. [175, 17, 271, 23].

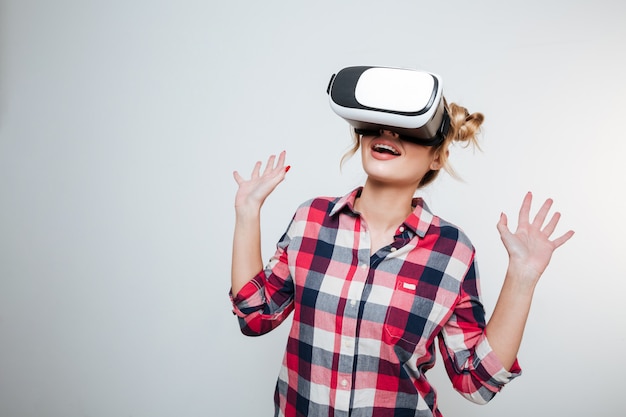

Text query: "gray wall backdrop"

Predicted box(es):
[1, 1, 625, 416]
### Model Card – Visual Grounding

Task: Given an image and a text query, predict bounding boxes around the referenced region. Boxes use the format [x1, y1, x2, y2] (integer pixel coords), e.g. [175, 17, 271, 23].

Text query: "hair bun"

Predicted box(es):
[447, 102, 484, 144]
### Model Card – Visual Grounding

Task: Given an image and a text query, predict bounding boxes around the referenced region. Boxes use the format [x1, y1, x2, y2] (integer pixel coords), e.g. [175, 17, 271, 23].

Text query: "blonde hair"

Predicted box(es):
[340, 99, 484, 188]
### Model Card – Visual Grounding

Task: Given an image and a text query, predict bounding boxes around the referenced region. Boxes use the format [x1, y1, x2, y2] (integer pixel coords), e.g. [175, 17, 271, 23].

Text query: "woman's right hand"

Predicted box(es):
[232, 151, 289, 214]
[231, 151, 288, 296]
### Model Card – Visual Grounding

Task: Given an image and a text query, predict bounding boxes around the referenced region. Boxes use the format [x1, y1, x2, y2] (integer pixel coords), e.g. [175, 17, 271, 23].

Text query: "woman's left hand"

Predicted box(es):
[497, 192, 575, 282]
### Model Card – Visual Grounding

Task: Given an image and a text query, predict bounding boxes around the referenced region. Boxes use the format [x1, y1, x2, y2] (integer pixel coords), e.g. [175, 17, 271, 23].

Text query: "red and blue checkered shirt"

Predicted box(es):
[231, 187, 521, 417]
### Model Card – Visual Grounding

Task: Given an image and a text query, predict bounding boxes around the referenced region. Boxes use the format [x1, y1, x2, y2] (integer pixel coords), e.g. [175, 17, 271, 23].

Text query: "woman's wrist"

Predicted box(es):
[235, 203, 262, 220]
[503, 261, 541, 295]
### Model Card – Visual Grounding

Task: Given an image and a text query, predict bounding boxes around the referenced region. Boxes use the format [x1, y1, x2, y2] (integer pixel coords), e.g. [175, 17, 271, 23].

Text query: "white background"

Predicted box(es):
[1, 1, 625, 416]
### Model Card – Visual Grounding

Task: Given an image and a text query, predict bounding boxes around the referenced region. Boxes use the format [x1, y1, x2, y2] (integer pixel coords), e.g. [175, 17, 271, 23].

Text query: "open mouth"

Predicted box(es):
[372, 143, 401, 156]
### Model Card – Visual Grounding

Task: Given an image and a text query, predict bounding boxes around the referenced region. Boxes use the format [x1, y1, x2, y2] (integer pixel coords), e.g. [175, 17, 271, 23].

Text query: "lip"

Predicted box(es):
[370, 138, 402, 160]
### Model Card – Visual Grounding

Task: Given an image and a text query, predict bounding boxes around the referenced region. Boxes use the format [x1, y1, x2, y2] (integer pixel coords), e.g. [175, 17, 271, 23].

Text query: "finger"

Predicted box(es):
[552, 230, 575, 249]
[542, 211, 561, 236]
[518, 192, 533, 226]
[276, 150, 286, 171]
[496, 212, 511, 238]
[233, 170, 244, 184]
[263, 155, 277, 176]
[251, 160, 262, 178]
[532, 198, 554, 228]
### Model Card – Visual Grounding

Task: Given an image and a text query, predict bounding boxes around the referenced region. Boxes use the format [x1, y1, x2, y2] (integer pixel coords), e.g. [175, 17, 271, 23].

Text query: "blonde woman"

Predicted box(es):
[230, 68, 574, 417]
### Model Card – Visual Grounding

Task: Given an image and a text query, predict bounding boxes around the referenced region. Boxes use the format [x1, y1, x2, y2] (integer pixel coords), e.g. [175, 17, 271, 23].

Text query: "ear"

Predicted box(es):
[429, 149, 449, 171]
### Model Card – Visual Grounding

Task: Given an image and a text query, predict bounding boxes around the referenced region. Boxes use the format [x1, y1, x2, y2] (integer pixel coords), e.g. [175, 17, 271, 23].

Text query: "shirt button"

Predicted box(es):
[390, 247, 397, 252]
[360, 264, 367, 269]
[350, 299, 357, 307]
[341, 379, 348, 387]
[398, 226, 405, 232]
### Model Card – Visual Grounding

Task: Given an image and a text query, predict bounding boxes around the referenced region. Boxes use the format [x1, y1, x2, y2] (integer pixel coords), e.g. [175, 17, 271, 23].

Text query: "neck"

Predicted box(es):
[355, 180, 416, 230]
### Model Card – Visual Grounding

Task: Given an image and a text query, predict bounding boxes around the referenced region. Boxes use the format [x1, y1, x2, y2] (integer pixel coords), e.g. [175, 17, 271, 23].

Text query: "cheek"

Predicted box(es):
[405, 147, 436, 166]
[410, 163, 434, 180]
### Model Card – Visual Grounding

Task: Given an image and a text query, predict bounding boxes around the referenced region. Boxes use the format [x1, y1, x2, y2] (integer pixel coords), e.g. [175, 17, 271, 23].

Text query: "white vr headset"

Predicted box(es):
[327, 66, 450, 146]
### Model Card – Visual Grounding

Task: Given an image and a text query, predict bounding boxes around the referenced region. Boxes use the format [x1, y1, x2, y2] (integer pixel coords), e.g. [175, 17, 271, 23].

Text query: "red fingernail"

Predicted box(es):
[285, 165, 291, 173]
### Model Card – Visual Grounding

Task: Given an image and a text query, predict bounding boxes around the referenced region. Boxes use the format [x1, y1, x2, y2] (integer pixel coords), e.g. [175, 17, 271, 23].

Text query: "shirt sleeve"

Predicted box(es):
[230, 221, 295, 336]
[438, 258, 522, 404]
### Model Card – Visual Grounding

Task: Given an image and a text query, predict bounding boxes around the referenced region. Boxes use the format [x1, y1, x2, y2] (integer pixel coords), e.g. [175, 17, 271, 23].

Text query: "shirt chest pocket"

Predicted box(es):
[382, 278, 446, 351]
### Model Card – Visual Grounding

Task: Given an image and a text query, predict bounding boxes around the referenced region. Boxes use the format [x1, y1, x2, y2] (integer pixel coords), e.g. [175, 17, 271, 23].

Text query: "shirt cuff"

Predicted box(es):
[474, 334, 522, 388]
[230, 273, 266, 318]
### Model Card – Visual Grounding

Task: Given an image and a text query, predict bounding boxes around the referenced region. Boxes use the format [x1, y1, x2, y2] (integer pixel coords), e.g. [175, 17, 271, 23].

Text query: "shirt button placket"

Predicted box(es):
[334, 261, 367, 414]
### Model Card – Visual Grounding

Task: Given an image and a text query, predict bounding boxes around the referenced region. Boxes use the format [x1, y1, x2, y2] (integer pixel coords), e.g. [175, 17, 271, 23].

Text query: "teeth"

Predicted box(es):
[373, 144, 400, 155]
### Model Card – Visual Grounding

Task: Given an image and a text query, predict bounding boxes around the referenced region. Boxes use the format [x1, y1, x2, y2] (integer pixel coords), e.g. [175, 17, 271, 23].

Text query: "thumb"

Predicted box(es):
[233, 170, 244, 185]
[496, 212, 511, 238]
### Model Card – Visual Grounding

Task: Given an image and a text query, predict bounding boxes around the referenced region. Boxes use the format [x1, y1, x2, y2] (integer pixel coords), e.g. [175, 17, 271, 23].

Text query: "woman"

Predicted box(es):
[230, 98, 574, 416]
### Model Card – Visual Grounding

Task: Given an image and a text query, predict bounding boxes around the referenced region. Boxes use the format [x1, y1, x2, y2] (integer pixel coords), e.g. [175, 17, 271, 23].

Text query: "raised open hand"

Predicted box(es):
[496, 192, 574, 281]
[233, 151, 289, 213]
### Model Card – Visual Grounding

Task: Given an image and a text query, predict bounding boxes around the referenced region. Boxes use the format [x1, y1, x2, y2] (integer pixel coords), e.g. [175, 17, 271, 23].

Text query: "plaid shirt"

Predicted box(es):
[231, 188, 520, 417]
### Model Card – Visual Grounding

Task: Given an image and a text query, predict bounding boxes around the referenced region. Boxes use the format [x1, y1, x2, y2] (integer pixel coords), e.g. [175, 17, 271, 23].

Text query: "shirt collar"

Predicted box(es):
[329, 187, 361, 216]
[330, 187, 435, 238]
[405, 197, 434, 238]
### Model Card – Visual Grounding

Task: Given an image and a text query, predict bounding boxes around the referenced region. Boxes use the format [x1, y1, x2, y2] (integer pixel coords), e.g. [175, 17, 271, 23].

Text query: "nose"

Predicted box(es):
[380, 129, 399, 138]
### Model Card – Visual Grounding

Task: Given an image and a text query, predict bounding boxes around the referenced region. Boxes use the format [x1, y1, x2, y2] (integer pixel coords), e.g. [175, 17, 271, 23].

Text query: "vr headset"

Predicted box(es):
[327, 66, 450, 146]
